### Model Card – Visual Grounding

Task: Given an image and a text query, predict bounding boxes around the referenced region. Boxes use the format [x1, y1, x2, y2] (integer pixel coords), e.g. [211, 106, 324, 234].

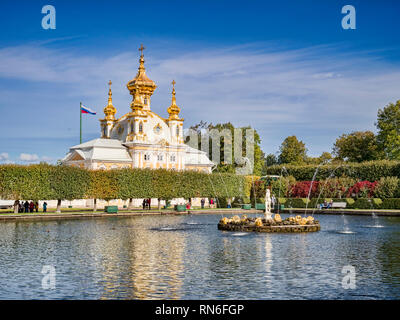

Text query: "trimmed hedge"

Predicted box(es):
[0, 164, 246, 207]
[265, 160, 400, 181]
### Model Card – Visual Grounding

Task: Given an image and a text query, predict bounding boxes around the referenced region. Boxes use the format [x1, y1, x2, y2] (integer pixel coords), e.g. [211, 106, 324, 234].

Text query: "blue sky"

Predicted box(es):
[0, 0, 400, 164]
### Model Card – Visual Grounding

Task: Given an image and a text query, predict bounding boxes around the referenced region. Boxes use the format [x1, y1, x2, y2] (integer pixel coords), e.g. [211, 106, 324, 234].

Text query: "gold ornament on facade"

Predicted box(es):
[103, 80, 117, 121]
[167, 80, 183, 121]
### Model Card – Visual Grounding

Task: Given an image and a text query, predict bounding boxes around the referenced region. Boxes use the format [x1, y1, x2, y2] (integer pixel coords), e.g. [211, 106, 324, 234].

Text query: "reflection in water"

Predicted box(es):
[0, 214, 399, 299]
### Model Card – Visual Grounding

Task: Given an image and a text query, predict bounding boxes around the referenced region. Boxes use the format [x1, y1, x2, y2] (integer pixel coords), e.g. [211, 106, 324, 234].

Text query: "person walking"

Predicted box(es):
[24, 201, 29, 213]
[148, 198, 151, 210]
[43, 202, 47, 213]
[142, 199, 146, 210]
[209, 198, 214, 208]
[201, 198, 205, 209]
[34, 201, 39, 213]
[29, 201, 34, 213]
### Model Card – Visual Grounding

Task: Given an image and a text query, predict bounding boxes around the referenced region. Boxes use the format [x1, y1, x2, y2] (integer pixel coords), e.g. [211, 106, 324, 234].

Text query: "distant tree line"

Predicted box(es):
[263, 100, 400, 171]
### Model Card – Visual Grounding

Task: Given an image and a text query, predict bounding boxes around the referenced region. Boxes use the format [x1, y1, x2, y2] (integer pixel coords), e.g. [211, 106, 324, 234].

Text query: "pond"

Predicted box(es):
[0, 213, 399, 299]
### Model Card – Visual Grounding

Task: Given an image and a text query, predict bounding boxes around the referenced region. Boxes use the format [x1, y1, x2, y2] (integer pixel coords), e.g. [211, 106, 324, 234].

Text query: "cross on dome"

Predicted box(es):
[139, 44, 145, 56]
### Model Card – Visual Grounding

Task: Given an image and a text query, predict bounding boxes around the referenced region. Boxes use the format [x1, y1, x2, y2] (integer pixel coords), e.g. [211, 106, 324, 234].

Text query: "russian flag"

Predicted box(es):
[80, 105, 96, 115]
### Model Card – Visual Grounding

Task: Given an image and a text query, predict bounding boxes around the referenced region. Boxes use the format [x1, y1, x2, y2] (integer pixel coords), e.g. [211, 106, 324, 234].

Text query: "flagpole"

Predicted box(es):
[80, 102, 82, 144]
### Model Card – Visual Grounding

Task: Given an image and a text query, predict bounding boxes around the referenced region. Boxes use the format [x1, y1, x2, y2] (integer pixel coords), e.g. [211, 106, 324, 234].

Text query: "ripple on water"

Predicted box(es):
[0, 213, 399, 299]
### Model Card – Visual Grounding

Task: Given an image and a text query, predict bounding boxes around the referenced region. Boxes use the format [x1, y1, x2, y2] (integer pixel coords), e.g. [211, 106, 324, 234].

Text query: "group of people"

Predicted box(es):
[142, 198, 152, 210]
[319, 200, 333, 209]
[200, 198, 218, 209]
[14, 200, 48, 213]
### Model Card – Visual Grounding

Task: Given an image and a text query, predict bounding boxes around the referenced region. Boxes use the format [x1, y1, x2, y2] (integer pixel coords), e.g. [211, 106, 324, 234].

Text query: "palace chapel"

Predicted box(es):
[62, 46, 213, 173]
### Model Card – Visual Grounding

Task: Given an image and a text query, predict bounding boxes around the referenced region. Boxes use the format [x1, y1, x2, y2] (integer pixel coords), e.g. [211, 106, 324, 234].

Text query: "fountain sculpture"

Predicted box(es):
[218, 181, 321, 233]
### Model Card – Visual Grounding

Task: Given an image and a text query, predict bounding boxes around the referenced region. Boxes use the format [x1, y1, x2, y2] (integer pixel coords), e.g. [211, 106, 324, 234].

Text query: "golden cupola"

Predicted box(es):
[130, 84, 144, 113]
[126, 44, 157, 108]
[103, 80, 117, 121]
[167, 80, 183, 121]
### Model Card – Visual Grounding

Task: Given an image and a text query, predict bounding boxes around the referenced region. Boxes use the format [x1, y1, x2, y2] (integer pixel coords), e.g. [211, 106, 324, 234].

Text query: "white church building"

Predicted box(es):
[59, 46, 214, 209]
[62, 46, 213, 173]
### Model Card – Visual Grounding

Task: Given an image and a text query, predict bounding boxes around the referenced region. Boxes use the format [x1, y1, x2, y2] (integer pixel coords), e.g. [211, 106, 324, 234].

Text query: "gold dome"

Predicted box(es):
[126, 44, 157, 98]
[103, 80, 117, 121]
[167, 80, 182, 121]
[131, 84, 144, 113]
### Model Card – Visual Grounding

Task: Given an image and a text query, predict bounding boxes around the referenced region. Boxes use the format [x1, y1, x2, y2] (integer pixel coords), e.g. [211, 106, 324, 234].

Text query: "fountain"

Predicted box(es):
[218, 184, 321, 233]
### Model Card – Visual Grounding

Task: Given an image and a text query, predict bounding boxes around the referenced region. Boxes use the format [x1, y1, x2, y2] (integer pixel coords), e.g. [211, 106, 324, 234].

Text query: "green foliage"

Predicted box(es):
[186, 121, 264, 175]
[264, 153, 278, 167]
[373, 198, 383, 206]
[285, 198, 319, 208]
[380, 198, 400, 209]
[87, 170, 119, 201]
[0, 164, 245, 202]
[351, 198, 374, 209]
[49, 165, 90, 201]
[264, 160, 400, 181]
[306, 152, 333, 165]
[376, 100, 400, 160]
[318, 177, 356, 198]
[374, 176, 400, 199]
[333, 131, 382, 162]
[0, 164, 53, 200]
[278, 136, 307, 165]
[271, 175, 296, 197]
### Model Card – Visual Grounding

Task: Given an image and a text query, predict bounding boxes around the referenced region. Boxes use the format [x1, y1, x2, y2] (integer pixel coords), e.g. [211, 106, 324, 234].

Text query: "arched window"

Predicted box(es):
[144, 97, 148, 105]
[103, 126, 107, 137]
[139, 122, 143, 133]
[176, 126, 179, 137]
[144, 154, 150, 161]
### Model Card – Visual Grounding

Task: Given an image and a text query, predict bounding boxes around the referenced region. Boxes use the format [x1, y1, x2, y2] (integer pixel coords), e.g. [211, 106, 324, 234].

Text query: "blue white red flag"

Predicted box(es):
[80, 105, 96, 115]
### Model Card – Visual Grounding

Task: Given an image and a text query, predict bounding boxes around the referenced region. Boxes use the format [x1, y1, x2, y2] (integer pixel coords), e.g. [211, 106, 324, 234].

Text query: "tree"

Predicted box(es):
[278, 136, 307, 164]
[306, 152, 333, 165]
[333, 131, 381, 162]
[186, 122, 264, 175]
[376, 100, 400, 160]
[265, 153, 278, 166]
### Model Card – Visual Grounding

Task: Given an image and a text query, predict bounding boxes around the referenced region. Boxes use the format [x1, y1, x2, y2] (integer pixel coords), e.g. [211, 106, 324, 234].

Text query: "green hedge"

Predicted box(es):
[265, 160, 400, 181]
[0, 164, 245, 208]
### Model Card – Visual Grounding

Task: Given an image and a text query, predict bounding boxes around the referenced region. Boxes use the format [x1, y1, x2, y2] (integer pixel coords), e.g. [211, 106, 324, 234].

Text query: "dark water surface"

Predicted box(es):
[0, 213, 399, 299]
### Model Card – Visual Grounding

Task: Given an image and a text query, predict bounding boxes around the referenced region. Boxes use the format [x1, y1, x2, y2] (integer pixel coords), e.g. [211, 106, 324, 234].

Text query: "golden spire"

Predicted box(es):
[167, 80, 182, 120]
[126, 44, 157, 104]
[138, 44, 146, 73]
[103, 80, 117, 121]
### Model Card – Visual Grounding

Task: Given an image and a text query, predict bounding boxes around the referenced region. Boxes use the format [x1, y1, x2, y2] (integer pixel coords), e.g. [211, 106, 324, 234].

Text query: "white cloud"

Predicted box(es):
[41, 156, 53, 162]
[19, 153, 40, 162]
[1, 42, 400, 156]
[0, 152, 9, 161]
